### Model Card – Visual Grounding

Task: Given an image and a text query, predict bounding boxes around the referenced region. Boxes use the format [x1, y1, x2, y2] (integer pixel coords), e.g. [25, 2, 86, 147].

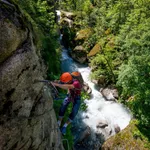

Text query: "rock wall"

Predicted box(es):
[0, 1, 64, 150]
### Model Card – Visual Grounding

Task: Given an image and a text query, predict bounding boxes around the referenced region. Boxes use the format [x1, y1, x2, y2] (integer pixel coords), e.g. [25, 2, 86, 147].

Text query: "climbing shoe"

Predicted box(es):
[61, 126, 67, 135]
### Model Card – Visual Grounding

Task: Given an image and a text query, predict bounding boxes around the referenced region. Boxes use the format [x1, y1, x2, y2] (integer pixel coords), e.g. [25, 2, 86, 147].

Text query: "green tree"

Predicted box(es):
[117, 55, 150, 126]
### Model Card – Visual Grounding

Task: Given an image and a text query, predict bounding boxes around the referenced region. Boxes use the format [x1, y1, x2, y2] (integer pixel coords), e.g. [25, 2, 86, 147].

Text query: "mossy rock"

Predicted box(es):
[0, 18, 27, 64]
[87, 43, 101, 57]
[60, 10, 76, 19]
[71, 45, 87, 63]
[102, 120, 150, 150]
[75, 28, 92, 41]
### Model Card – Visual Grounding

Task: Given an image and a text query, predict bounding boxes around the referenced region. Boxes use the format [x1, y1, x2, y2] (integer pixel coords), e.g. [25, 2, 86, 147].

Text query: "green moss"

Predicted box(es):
[75, 28, 92, 40]
[87, 43, 101, 57]
[102, 119, 150, 150]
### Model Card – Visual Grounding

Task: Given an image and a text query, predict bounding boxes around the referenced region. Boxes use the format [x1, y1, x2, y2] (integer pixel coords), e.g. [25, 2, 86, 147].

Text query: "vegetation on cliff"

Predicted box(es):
[14, 0, 61, 79]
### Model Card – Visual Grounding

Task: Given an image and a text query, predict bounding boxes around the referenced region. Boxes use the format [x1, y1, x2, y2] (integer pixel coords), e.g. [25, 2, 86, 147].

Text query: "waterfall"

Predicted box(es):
[56, 10, 132, 149]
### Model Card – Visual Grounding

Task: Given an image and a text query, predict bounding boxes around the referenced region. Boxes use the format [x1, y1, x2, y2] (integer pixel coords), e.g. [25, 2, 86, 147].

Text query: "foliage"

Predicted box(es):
[61, 27, 76, 49]
[15, 0, 61, 79]
[41, 36, 61, 80]
[117, 55, 150, 126]
[53, 92, 74, 149]
[80, 91, 90, 111]
[60, 0, 150, 132]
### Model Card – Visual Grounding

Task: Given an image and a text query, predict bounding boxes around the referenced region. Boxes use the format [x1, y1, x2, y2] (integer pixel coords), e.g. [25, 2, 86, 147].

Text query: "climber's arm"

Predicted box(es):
[51, 82, 74, 90]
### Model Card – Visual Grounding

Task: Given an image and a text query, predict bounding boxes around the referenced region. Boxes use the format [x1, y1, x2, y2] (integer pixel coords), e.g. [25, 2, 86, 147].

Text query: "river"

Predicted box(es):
[60, 46, 132, 150]
[57, 10, 132, 150]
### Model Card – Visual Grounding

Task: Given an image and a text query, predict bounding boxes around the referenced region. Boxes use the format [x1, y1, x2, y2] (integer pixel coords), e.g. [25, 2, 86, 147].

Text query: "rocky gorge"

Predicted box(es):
[0, 1, 64, 150]
[58, 10, 150, 150]
[0, 1, 149, 149]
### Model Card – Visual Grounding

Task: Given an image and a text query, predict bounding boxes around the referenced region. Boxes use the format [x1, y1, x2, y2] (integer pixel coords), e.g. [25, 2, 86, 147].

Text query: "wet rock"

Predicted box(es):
[100, 87, 118, 101]
[94, 141, 101, 150]
[91, 79, 98, 84]
[71, 45, 87, 64]
[85, 115, 89, 119]
[96, 120, 108, 128]
[74, 126, 91, 145]
[60, 10, 75, 20]
[98, 75, 106, 86]
[83, 82, 92, 95]
[105, 126, 112, 136]
[114, 124, 120, 133]
[60, 17, 73, 28]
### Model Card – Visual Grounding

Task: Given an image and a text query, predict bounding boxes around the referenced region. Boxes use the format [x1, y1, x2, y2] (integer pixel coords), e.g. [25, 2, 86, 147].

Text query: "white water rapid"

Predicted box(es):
[56, 10, 132, 150]
[60, 46, 132, 149]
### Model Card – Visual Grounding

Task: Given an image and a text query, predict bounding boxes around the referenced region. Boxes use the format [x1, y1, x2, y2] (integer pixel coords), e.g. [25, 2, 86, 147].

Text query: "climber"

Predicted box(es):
[51, 72, 82, 135]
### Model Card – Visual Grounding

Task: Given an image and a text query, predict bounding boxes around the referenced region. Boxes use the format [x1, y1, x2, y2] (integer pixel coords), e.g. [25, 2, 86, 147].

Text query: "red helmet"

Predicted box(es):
[71, 71, 81, 77]
[60, 72, 73, 83]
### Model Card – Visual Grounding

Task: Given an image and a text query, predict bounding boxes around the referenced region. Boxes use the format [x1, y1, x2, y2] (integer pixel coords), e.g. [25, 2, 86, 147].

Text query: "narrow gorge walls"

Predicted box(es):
[0, 1, 64, 149]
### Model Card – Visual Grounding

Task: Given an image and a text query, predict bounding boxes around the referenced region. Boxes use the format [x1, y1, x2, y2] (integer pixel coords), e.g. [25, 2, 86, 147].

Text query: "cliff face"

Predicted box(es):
[0, 1, 64, 150]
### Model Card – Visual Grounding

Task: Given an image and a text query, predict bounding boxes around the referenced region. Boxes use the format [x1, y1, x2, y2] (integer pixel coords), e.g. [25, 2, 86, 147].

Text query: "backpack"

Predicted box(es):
[71, 71, 84, 89]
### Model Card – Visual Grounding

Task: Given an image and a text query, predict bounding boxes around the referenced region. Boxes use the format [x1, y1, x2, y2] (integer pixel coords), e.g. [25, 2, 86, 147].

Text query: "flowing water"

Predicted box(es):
[56, 10, 132, 150]
[60, 46, 132, 150]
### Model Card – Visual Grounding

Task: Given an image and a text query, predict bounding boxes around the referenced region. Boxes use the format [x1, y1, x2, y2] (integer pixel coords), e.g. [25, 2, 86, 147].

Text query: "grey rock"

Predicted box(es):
[0, 2, 64, 150]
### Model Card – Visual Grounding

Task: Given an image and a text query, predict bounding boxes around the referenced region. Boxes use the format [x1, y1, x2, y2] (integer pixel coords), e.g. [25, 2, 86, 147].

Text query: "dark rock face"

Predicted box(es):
[0, 1, 64, 150]
[71, 46, 87, 64]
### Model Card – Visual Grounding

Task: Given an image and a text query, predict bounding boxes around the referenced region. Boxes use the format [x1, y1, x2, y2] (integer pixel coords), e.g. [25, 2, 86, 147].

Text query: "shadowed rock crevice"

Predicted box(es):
[5, 88, 15, 99]
[17, 66, 30, 79]
[2, 100, 13, 116]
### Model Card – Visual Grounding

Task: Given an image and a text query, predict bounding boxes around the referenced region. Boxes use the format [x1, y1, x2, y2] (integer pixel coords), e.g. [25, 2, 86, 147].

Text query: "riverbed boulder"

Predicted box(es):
[0, 1, 64, 150]
[96, 120, 108, 128]
[83, 82, 92, 95]
[74, 126, 91, 145]
[100, 87, 118, 101]
[60, 10, 76, 20]
[75, 28, 92, 41]
[114, 124, 120, 133]
[60, 17, 73, 28]
[71, 45, 87, 63]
